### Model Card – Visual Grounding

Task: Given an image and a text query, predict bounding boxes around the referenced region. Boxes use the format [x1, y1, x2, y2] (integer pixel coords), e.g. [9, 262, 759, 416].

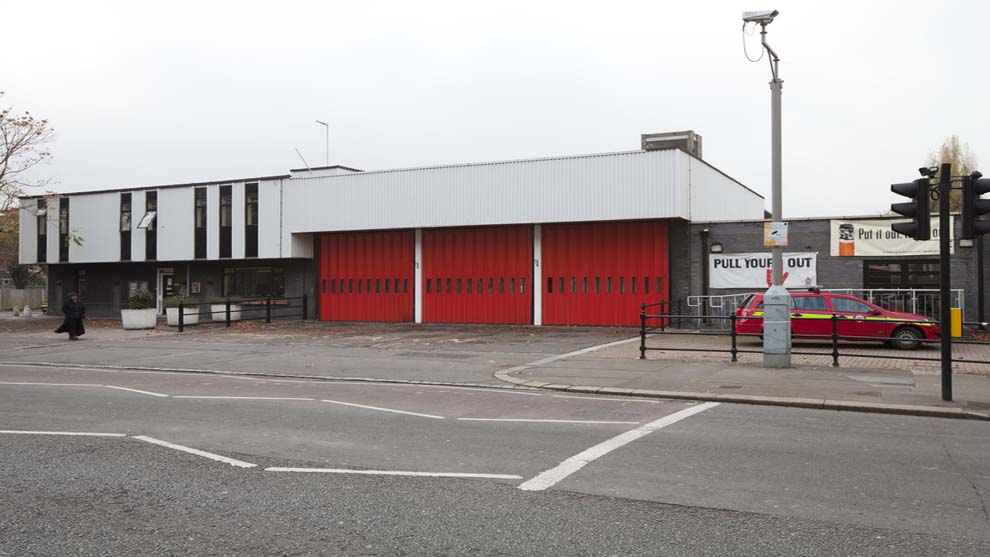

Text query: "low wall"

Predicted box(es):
[0, 288, 47, 311]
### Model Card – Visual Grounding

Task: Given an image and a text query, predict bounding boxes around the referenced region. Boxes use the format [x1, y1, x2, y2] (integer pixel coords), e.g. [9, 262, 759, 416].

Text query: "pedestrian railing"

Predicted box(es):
[176, 295, 308, 332]
[638, 304, 990, 367]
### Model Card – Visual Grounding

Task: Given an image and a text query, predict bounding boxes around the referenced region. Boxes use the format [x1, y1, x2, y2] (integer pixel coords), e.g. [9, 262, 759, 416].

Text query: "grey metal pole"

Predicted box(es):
[771, 77, 783, 286]
[939, 162, 952, 401]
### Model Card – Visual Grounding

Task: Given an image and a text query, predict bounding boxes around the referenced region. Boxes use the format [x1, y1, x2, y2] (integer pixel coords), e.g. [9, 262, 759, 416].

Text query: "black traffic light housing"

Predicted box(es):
[890, 178, 931, 241]
[962, 171, 990, 239]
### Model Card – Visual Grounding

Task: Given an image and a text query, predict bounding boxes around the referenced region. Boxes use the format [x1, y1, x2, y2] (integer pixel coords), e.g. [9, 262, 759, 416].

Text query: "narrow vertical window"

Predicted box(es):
[520, 278, 526, 294]
[656, 277, 663, 295]
[58, 198, 69, 262]
[426, 279, 432, 294]
[632, 277, 638, 294]
[36, 199, 47, 263]
[120, 193, 132, 261]
[559, 277, 564, 294]
[456, 278, 462, 293]
[547, 277, 553, 294]
[619, 277, 625, 294]
[644, 276, 650, 294]
[245, 183, 259, 258]
[144, 192, 157, 260]
[193, 188, 207, 259]
[571, 277, 576, 293]
[219, 185, 232, 258]
[595, 277, 601, 294]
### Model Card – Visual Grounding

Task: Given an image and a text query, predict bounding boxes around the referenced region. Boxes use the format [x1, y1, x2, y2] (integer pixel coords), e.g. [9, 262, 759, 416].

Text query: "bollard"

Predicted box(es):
[225, 298, 231, 327]
[730, 312, 738, 363]
[178, 300, 184, 333]
[265, 297, 272, 323]
[639, 304, 647, 360]
[831, 314, 840, 367]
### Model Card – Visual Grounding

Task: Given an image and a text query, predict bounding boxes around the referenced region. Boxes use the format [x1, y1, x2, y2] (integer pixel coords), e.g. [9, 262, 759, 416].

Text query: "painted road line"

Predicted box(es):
[265, 467, 522, 479]
[0, 430, 127, 437]
[494, 336, 641, 381]
[104, 385, 170, 397]
[321, 399, 445, 419]
[457, 418, 641, 425]
[172, 396, 316, 401]
[518, 402, 720, 492]
[0, 382, 102, 387]
[551, 395, 661, 404]
[131, 435, 257, 468]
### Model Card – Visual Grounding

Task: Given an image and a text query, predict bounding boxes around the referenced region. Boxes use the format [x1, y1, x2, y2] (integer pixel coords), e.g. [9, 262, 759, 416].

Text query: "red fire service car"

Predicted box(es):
[734, 290, 941, 350]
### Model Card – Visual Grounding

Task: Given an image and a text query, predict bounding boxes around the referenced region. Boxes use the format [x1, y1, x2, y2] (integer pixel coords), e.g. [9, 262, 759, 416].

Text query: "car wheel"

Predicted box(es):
[891, 327, 922, 350]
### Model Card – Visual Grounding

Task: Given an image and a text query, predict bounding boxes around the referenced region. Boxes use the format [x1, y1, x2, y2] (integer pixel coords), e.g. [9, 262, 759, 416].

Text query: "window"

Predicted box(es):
[59, 198, 69, 262]
[120, 193, 132, 261]
[547, 277, 553, 293]
[36, 199, 47, 263]
[831, 297, 873, 314]
[194, 188, 207, 259]
[222, 267, 285, 298]
[144, 191, 157, 260]
[219, 185, 232, 258]
[864, 259, 939, 289]
[792, 295, 827, 311]
[245, 183, 259, 258]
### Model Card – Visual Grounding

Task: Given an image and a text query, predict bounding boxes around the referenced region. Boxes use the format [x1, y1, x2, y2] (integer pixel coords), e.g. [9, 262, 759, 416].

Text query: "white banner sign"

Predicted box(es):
[709, 252, 818, 289]
[830, 218, 952, 257]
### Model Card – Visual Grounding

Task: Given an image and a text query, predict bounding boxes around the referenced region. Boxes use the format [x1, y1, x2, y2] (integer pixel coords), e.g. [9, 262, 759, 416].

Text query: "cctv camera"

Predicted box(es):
[742, 10, 779, 25]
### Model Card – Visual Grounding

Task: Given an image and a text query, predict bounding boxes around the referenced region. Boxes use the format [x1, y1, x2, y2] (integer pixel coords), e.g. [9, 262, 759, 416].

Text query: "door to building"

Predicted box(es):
[318, 230, 414, 322]
[542, 221, 669, 326]
[422, 225, 532, 324]
[156, 268, 175, 314]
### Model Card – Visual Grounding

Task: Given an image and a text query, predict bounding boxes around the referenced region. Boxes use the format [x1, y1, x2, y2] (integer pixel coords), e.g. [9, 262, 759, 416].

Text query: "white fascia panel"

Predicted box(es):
[157, 187, 195, 261]
[18, 199, 37, 264]
[68, 193, 120, 263]
[46, 203, 60, 264]
[207, 185, 220, 260]
[258, 179, 282, 258]
[231, 183, 246, 259]
[132, 190, 146, 261]
[688, 156, 766, 221]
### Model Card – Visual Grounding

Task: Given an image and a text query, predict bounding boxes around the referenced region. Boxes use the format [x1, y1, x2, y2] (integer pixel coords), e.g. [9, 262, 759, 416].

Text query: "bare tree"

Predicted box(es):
[0, 92, 56, 211]
[927, 136, 979, 212]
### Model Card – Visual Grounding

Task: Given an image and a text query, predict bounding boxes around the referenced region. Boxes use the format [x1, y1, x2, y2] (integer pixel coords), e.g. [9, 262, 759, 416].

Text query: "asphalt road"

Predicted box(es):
[2, 364, 989, 555]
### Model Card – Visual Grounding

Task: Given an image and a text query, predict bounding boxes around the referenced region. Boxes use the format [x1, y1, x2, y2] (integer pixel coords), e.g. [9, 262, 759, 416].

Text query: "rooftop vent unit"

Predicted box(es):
[641, 130, 703, 159]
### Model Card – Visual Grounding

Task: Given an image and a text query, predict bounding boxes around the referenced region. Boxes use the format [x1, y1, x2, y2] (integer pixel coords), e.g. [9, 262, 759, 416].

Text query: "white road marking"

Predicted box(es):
[104, 385, 170, 397]
[131, 435, 257, 468]
[494, 336, 641, 381]
[0, 429, 126, 437]
[517, 402, 720, 491]
[265, 467, 521, 479]
[321, 399, 445, 419]
[0, 381, 102, 387]
[173, 396, 315, 401]
[551, 394, 661, 404]
[457, 418, 641, 425]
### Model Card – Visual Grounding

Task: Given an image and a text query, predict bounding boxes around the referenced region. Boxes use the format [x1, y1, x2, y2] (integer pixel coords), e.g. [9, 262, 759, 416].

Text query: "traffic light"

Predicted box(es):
[962, 171, 990, 239]
[890, 178, 931, 241]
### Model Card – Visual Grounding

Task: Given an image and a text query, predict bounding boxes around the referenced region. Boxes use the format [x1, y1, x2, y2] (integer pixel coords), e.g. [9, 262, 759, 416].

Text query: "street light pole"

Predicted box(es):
[743, 9, 790, 368]
[315, 120, 329, 166]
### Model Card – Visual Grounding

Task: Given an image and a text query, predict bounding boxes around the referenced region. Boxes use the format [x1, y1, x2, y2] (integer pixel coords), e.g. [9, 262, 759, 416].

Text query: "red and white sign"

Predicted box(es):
[709, 252, 818, 289]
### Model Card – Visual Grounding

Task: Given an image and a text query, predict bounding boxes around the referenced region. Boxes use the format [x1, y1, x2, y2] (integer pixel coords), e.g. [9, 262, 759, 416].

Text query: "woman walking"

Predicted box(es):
[55, 292, 86, 340]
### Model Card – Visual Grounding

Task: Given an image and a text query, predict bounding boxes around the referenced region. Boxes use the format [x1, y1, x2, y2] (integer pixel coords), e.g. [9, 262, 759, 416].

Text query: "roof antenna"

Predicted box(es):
[294, 148, 312, 172]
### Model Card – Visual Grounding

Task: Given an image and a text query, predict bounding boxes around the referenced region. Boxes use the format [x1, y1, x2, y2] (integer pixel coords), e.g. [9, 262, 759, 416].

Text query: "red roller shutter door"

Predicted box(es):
[423, 225, 532, 324]
[318, 230, 414, 322]
[542, 221, 669, 326]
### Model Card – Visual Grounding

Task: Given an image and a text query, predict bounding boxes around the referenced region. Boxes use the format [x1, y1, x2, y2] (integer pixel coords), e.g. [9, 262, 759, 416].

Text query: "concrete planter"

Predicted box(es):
[166, 306, 200, 327]
[210, 304, 242, 322]
[121, 308, 157, 330]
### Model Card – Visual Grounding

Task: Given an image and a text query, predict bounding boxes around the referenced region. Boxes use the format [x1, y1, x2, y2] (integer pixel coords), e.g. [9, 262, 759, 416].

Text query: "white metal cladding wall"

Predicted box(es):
[282, 150, 688, 235]
[68, 193, 120, 263]
[207, 185, 220, 260]
[45, 202, 59, 264]
[258, 179, 282, 258]
[232, 182, 246, 259]
[157, 187, 195, 261]
[132, 190, 147, 261]
[688, 156, 765, 221]
[18, 199, 37, 264]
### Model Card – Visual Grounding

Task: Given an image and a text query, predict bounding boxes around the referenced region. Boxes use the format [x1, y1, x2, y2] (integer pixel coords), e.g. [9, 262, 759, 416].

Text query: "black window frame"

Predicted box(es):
[120, 193, 132, 261]
[219, 185, 232, 258]
[221, 266, 285, 298]
[194, 187, 207, 259]
[58, 197, 69, 262]
[245, 183, 259, 258]
[36, 199, 47, 263]
[863, 258, 939, 290]
[145, 191, 157, 260]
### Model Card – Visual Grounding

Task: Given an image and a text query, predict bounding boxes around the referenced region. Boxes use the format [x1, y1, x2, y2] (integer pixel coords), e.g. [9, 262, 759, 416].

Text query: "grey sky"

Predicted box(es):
[3, 0, 986, 218]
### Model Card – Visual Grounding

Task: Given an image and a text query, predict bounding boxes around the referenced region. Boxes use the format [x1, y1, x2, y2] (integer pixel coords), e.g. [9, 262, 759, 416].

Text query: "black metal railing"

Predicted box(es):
[176, 295, 308, 332]
[639, 306, 990, 367]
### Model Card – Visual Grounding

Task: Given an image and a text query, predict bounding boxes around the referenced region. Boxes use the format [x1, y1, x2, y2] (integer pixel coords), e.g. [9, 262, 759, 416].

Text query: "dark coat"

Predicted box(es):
[55, 299, 86, 337]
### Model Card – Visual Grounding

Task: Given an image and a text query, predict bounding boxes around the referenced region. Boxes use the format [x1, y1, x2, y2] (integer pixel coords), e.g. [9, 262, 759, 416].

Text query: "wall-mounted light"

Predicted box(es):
[710, 242, 724, 254]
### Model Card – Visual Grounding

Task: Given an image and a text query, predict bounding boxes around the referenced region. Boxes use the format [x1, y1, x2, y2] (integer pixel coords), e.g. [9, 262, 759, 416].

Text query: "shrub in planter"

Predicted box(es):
[164, 289, 200, 326]
[121, 289, 157, 330]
